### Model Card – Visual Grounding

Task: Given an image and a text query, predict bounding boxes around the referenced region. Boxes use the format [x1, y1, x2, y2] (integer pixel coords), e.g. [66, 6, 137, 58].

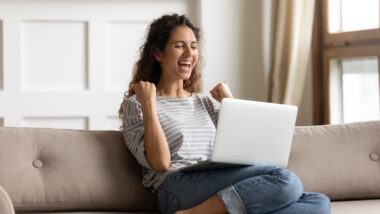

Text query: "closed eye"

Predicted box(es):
[173, 41, 197, 49]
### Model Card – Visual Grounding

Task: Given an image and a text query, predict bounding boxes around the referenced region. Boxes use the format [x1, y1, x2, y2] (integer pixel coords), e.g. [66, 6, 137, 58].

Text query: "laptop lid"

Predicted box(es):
[211, 98, 298, 167]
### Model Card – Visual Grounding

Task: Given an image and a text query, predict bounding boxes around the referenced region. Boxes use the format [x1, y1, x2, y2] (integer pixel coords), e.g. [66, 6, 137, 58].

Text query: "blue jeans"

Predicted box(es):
[156, 165, 330, 214]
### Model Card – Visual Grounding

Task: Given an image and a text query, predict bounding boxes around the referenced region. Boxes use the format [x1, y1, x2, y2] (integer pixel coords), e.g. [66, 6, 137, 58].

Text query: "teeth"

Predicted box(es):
[179, 61, 191, 66]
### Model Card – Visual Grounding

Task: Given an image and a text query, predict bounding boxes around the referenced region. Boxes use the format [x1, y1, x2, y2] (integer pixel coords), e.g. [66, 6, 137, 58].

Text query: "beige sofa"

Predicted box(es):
[1, 120, 380, 214]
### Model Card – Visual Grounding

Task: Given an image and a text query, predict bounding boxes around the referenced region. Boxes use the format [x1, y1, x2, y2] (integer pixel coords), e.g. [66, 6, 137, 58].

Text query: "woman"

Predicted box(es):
[119, 13, 330, 214]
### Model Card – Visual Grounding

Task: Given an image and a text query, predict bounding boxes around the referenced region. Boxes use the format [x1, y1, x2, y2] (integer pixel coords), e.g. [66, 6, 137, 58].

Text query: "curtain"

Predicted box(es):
[267, 0, 315, 105]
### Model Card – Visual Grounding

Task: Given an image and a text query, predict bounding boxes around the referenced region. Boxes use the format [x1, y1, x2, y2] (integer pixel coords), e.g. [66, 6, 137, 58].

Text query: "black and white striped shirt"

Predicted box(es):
[121, 93, 220, 190]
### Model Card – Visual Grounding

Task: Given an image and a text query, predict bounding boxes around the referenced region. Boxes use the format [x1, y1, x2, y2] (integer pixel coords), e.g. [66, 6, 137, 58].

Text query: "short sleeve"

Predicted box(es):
[200, 95, 221, 127]
[121, 98, 152, 169]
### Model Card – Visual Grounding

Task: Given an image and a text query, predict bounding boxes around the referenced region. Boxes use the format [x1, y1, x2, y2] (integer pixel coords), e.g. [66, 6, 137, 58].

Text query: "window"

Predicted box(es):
[328, 0, 379, 33]
[313, 0, 380, 124]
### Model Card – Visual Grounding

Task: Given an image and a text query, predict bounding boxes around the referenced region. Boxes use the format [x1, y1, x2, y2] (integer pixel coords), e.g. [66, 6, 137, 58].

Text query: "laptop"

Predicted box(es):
[180, 98, 298, 171]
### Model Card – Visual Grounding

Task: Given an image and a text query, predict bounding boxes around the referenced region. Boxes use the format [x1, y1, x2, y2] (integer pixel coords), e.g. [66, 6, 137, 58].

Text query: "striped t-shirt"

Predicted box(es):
[121, 93, 220, 190]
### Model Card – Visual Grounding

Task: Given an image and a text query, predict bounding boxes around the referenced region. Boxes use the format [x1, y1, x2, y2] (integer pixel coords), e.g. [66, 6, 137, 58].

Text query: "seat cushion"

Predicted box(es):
[332, 199, 380, 214]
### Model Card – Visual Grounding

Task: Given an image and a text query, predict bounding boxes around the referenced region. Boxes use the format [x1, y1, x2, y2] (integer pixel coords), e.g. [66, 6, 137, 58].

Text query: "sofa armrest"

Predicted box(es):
[0, 186, 15, 214]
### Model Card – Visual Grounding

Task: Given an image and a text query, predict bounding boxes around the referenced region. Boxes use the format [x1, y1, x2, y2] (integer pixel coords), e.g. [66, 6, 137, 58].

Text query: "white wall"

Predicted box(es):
[0, 0, 314, 129]
[199, 0, 267, 101]
[199, 0, 313, 125]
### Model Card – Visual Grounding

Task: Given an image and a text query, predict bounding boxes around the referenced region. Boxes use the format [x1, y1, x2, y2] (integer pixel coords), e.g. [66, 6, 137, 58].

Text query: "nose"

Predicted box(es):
[183, 45, 194, 57]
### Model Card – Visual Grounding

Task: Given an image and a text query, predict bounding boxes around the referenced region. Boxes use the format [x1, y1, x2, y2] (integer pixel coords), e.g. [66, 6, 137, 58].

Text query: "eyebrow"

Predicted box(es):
[173, 41, 198, 44]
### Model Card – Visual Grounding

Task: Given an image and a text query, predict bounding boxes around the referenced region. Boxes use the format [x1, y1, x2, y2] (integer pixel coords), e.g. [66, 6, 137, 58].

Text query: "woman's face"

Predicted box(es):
[155, 26, 198, 81]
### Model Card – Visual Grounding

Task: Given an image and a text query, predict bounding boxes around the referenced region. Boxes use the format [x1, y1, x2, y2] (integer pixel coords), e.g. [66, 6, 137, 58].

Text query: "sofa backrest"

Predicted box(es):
[0, 127, 158, 212]
[288, 120, 380, 201]
[2, 121, 380, 211]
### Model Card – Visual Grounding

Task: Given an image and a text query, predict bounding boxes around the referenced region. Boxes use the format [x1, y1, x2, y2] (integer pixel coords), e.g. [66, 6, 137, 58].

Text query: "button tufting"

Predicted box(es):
[369, 153, 379, 161]
[32, 160, 43, 168]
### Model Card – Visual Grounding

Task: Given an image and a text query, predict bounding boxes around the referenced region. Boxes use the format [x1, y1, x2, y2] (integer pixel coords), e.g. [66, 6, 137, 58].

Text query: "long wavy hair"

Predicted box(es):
[118, 14, 202, 119]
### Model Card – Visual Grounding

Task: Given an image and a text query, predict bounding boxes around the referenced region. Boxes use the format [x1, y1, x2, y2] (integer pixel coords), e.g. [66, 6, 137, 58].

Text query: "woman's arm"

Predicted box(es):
[134, 81, 171, 171]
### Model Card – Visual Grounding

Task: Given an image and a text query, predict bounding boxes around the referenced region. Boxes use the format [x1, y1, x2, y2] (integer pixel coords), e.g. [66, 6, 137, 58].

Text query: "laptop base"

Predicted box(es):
[179, 161, 249, 172]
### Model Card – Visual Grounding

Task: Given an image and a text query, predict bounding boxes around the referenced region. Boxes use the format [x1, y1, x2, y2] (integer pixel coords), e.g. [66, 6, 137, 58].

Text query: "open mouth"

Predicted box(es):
[178, 61, 192, 69]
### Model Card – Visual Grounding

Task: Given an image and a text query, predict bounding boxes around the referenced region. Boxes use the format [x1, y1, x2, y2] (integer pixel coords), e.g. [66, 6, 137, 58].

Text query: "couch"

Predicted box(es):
[0, 120, 380, 214]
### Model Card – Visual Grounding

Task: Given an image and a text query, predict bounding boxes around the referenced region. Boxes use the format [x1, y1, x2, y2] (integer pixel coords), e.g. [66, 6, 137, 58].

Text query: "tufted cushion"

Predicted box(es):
[0, 127, 158, 212]
[288, 120, 380, 201]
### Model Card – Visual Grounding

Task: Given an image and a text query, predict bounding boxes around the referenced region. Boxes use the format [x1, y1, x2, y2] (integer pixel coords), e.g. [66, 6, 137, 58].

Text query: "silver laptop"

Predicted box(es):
[180, 98, 298, 171]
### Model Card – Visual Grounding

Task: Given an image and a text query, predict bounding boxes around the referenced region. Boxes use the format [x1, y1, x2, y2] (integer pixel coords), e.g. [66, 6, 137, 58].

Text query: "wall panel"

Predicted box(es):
[21, 21, 88, 91]
[0, 0, 194, 130]
[106, 21, 148, 91]
[106, 116, 121, 131]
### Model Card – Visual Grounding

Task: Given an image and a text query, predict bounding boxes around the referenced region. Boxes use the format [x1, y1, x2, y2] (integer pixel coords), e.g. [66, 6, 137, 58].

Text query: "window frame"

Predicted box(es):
[313, 0, 380, 124]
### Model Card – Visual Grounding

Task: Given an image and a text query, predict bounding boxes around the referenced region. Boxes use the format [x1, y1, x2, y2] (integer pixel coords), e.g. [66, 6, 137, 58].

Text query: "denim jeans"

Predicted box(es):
[156, 165, 330, 214]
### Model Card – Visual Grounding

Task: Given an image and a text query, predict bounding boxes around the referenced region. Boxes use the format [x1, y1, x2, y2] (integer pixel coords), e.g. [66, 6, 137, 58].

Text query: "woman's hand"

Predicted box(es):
[133, 81, 157, 107]
[210, 82, 233, 102]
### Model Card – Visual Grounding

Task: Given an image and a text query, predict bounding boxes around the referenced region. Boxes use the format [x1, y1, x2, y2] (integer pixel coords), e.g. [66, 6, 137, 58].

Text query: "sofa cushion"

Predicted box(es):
[0, 127, 158, 212]
[288, 121, 380, 201]
[332, 199, 380, 214]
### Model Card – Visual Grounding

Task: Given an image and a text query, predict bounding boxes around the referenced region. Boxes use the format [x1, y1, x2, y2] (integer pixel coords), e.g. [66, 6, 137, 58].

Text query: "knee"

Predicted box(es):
[269, 168, 304, 202]
[308, 193, 331, 214]
[272, 168, 303, 189]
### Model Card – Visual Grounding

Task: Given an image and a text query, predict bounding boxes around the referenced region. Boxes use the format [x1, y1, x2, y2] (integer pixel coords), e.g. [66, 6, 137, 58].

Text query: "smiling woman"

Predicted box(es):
[120, 14, 202, 100]
[119, 13, 330, 214]
[154, 26, 199, 95]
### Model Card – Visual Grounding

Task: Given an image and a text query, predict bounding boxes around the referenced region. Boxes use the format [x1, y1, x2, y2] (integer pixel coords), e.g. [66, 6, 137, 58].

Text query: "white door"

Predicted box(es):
[0, 0, 198, 130]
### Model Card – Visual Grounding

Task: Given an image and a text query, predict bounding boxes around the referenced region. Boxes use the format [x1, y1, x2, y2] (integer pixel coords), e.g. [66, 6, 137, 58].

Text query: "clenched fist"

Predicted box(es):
[133, 81, 156, 106]
[210, 82, 233, 102]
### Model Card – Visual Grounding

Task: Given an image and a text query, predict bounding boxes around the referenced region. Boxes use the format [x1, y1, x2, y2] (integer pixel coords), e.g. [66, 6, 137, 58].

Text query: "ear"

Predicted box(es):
[153, 49, 162, 62]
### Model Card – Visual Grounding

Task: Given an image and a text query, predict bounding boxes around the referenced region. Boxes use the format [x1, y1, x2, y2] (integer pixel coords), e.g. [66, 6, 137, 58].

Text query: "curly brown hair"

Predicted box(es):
[118, 14, 202, 118]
